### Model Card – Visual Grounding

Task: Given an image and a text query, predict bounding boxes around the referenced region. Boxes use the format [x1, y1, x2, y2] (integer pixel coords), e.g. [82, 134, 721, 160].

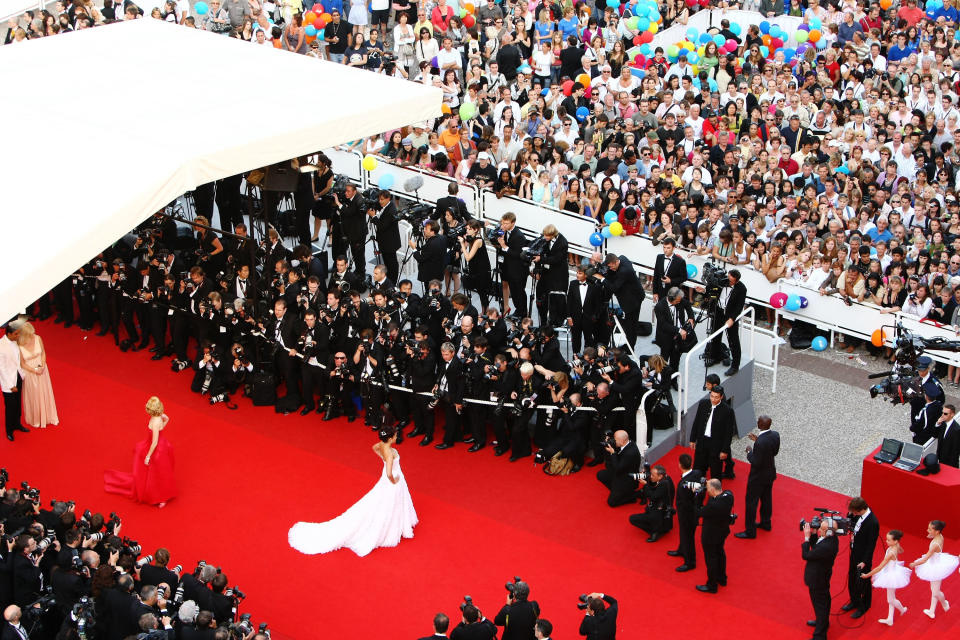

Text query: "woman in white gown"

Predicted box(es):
[910, 519, 959, 619]
[288, 425, 417, 557]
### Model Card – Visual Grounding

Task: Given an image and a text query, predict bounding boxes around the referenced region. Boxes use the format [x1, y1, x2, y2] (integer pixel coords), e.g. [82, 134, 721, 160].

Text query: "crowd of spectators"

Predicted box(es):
[0, 472, 270, 640]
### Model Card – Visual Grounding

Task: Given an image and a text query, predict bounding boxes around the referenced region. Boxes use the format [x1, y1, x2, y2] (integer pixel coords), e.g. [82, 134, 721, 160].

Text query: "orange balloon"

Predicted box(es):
[871, 329, 887, 348]
[465, 2, 475, 13]
[761, 34, 771, 46]
[320, 12, 332, 22]
[576, 73, 590, 87]
[304, 11, 316, 24]
[809, 29, 821, 42]
[441, 104, 452, 114]
[880, 0, 892, 7]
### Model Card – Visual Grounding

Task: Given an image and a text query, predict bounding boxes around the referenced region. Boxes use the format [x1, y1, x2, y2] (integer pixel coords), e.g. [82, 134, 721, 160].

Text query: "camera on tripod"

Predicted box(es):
[700, 262, 728, 300]
[799, 508, 852, 536]
[521, 236, 548, 264]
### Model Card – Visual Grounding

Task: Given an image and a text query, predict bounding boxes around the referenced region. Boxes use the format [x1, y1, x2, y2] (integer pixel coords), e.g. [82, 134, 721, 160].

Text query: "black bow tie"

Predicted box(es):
[239, 279, 246, 284]
[580, 282, 588, 287]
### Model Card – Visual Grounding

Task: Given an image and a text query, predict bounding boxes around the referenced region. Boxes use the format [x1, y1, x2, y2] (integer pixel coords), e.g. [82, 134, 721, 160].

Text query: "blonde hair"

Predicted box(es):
[15, 322, 35, 345]
[145, 396, 164, 417]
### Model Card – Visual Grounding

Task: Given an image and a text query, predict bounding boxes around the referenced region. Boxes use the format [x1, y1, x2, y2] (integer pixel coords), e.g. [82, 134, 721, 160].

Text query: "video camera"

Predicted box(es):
[521, 236, 548, 264]
[70, 596, 96, 639]
[700, 262, 728, 300]
[399, 202, 433, 230]
[486, 227, 505, 242]
[799, 508, 852, 536]
[868, 323, 960, 404]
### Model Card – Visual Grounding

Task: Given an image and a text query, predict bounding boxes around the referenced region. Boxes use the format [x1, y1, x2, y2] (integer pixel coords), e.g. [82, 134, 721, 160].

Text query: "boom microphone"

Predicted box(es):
[867, 371, 894, 379]
[403, 175, 424, 192]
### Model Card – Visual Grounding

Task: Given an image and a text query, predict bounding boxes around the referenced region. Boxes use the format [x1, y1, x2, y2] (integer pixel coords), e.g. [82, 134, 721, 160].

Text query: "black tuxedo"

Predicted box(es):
[597, 256, 645, 347]
[328, 269, 363, 293]
[609, 365, 644, 442]
[11, 554, 41, 607]
[371, 201, 402, 283]
[566, 279, 602, 352]
[0, 623, 27, 640]
[493, 599, 540, 640]
[138, 564, 180, 591]
[710, 280, 747, 369]
[743, 430, 780, 535]
[596, 440, 641, 507]
[699, 490, 734, 589]
[179, 626, 217, 640]
[101, 586, 139, 640]
[652, 252, 687, 299]
[268, 312, 300, 405]
[535, 234, 569, 327]
[803, 534, 840, 640]
[653, 296, 695, 373]
[333, 193, 367, 274]
[938, 418, 960, 467]
[435, 195, 469, 221]
[847, 509, 879, 613]
[578, 593, 618, 640]
[674, 469, 704, 567]
[689, 399, 736, 479]
[912, 400, 943, 445]
[629, 474, 675, 535]
[413, 235, 448, 288]
[436, 357, 465, 445]
[497, 227, 529, 317]
[450, 618, 497, 640]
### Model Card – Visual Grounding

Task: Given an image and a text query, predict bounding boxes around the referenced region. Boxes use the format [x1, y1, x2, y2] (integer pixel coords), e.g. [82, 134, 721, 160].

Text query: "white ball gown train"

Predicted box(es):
[288, 451, 418, 557]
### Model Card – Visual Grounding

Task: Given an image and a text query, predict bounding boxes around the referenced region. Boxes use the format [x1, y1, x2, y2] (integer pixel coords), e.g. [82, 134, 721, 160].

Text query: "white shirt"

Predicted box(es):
[0, 335, 23, 393]
[704, 402, 718, 438]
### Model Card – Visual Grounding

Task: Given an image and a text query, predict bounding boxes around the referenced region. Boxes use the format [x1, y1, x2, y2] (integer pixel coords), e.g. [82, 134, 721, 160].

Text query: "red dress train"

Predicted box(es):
[104, 433, 177, 505]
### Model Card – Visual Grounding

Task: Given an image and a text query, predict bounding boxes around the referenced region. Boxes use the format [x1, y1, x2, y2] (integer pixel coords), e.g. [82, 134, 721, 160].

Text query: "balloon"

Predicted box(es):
[601, 226, 613, 239]
[713, 34, 725, 47]
[759, 20, 770, 35]
[770, 37, 783, 50]
[639, 31, 653, 44]
[456, 7, 466, 18]
[799, 296, 809, 309]
[687, 27, 698, 41]
[810, 17, 822, 30]
[811, 336, 828, 352]
[312, 3, 324, 13]
[816, 37, 827, 50]
[783, 47, 796, 61]
[305, 24, 317, 36]
[440, 104, 451, 114]
[430, 56, 438, 68]
[362, 155, 378, 171]
[699, 32, 711, 44]
[604, 211, 618, 224]
[871, 329, 887, 348]
[304, 11, 317, 24]
[609, 222, 624, 236]
[465, 2, 475, 12]
[795, 30, 808, 43]
[708, 79, 718, 92]
[681, 41, 694, 51]
[316, 29, 324, 40]
[769, 25, 782, 39]
[760, 45, 769, 57]
[730, 23, 741, 36]
[589, 232, 605, 247]
[639, 43, 652, 56]
[378, 174, 395, 190]
[606, 0, 619, 8]
[785, 294, 801, 312]
[575, 106, 590, 121]
[463, 14, 475, 28]
[808, 29, 821, 43]
[628, 16, 640, 30]
[770, 292, 788, 309]
[459, 102, 476, 121]
[761, 34, 772, 47]
[686, 51, 699, 64]
[320, 12, 331, 22]
[647, 22, 658, 34]
[726, 39, 737, 51]
[880, 0, 892, 7]
[194, 1, 208, 14]
[687, 263, 698, 278]
[667, 45, 679, 58]
[633, 34, 642, 46]
[561, 80, 574, 96]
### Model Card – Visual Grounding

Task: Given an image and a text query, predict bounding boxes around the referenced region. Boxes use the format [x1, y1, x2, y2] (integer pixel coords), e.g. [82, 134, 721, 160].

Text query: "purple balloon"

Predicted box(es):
[798, 23, 810, 31]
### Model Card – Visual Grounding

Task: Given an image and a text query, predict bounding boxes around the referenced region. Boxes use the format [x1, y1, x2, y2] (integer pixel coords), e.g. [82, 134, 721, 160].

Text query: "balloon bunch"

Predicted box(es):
[456, 3, 477, 29]
[303, 5, 330, 43]
[769, 292, 808, 311]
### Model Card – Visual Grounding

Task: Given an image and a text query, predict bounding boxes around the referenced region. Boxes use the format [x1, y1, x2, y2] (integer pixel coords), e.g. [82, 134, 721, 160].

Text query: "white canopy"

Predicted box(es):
[0, 18, 441, 323]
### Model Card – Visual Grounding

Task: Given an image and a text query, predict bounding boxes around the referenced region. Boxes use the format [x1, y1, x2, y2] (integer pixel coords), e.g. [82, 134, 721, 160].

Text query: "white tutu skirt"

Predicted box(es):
[348, 2, 368, 25]
[873, 560, 912, 589]
[916, 552, 960, 582]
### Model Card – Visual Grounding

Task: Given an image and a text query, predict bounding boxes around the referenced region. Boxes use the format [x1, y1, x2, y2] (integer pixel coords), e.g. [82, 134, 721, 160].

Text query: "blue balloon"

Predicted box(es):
[589, 232, 605, 247]
[785, 294, 801, 311]
[729, 23, 741, 36]
[305, 24, 317, 37]
[687, 27, 698, 41]
[606, 0, 619, 8]
[687, 264, 698, 278]
[686, 51, 699, 64]
[638, 17, 650, 31]
[708, 79, 718, 92]
[648, 10, 660, 21]
[639, 43, 652, 56]
[799, 296, 809, 309]
[783, 47, 796, 61]
[693, 78, 701, 89]
[769, 25, 782, 39]
[378, 174, 394, 190]
[604, 211, 618, 224]
[713, 34, 725, 47]
[576, 106, 589, 121]
[835, 166, 849, 175]
[816, 37, 827, 50]
[759, 21, 770, 35]
[760, 45, 769, 57]
[810, 17, 822, 30]
[811, 336, 828, 352]
[699, 33, 711, 44]
[194, 1, 209, 15]
[541, 88, 550, 96]
[601, 226, 613, 239]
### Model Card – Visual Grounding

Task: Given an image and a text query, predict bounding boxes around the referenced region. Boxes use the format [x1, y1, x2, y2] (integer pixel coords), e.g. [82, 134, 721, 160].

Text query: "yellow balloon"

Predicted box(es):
[648, 22, 658, 34]
[609, 222, 624, 236]
[691, 64, 698, 75]
[698, 45, 706, 56]
[362, 155, 378, 171]
[682, 41, 694, 51]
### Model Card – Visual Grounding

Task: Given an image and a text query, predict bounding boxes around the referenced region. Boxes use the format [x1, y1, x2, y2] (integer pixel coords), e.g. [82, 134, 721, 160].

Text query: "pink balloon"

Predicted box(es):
[726, 39, 737, 50]
[770, 293, 788, 309]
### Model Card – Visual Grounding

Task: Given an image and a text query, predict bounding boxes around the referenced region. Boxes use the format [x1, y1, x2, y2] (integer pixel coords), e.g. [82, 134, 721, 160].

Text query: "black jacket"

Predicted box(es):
[938, 419, 960, 467]
[371, 201, 402, 251]
[675, 469, 704, 515]
[746, 430, 780, 483]
[413, 235, 448, 284]
[605, 441, 642, 493]
[849, 510, 880, 566]
[653, 297, 695, 349]
[720, 280, 747, 322]
[802, 534, 840, 588]
[689, 399, 736, 454]
[598, 257, 644, 312]
[450, 618, 498, 640]
[498, 227, 529, 279]
[494, 599, 540, 640]
[652, 252, 687, 298]
[699, 490, 734, 543]
[578, 594, 618, 640]
[566, 279, 602, 323]
[538, 234, 569, 292]
[435, 357, 465, 403]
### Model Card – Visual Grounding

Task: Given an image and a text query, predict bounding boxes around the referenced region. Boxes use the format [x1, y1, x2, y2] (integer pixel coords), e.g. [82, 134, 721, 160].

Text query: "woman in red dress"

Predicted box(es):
[104, 396, 177, 507]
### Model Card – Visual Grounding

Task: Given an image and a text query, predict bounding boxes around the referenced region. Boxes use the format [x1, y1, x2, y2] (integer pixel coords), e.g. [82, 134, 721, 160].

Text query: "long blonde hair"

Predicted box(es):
[145, 396, 164, 417]
[15, 321, 35, 345]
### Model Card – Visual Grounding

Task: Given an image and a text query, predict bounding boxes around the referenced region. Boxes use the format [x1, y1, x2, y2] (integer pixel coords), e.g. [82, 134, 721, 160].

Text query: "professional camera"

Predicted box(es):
[629, 462, 652, 482]
[584, 263, 610, 278]
[505, 576, 524, 598]
[868, 323, 960, 404]
[576, 594, 592, 610]
[25, 587, 57, 620]
[105, 512, 121, 535]
[35, 532, 56, 554]
[460, 595, 474, 612]
[399, 202, 433, 227]
[122, 536, 142, 556]
[0, 467, 9, 490]
[70, 596, 96, 639]
[700, 262, 728, 300]
[680, 478, 705, 494]
[601, 430, 616, 448]
[799, 508, 852, 536]
[486, 227, 505, 242]
[543, 378, 560, 392]
[521, 236, 548, 263]
[230, 614, 255, 637]
[20, 481, 39, 503]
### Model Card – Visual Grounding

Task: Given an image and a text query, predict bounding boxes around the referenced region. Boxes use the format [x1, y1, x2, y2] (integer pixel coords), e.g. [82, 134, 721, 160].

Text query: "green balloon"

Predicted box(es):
[627, 16, 639, 30]
[667, 45, 679, 58]
[459, 102, 476, 121]
[795, 30, 808, 43]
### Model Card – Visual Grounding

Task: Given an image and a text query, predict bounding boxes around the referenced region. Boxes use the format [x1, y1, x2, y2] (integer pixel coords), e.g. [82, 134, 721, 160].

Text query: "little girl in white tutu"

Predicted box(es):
[862, 529, 912, 626]
[910, 519, 959, 619]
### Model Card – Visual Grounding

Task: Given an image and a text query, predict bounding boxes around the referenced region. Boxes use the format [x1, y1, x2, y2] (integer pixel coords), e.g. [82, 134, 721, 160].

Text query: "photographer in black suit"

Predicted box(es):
[689, 386, 735, 479]
[417, 612, 450, 640]
[592, 253, 645, 349]
[495, 213, 529, 317]
[566, 266, 602, 353]
[596, 430, 641, 507]
[802, 518, 840, 640]
[331, 183, 367, 276]
[494, 581, 540, 640]
[410, 221, 448, 293]
[532, 224, 569, 328]
[697, 479, 733, 593]
[736, 415, 780, 539]
[433, 343, 465, 450]
[368, 190, 402, 284]
[435, 182, 469, 221]
[670, 453, 703, 572]
[259, 299, 300, 408]
[628, 464, 675, 542]
[707, 269, 746, 376]
[578, 592, 618, 640]
[653, 286, 696, 375]
[651, 237, 686, 303]
[138, 549, 180, 592]
[452, 604, 497, 640]
[600, 355, 644, 442]
[843, 496, 879, 620]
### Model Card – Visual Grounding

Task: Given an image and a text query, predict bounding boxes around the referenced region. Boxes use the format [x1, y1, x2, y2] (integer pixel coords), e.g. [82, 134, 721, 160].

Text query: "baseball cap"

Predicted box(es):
[477, 152, 492, 161]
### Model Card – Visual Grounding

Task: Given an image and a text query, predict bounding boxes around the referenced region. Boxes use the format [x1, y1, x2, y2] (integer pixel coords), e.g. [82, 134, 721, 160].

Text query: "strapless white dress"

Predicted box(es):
[288, 451, 418, 557]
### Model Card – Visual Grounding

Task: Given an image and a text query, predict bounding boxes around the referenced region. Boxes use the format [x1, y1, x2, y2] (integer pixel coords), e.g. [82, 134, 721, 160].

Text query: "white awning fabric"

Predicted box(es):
[0, 1, 41, 22]
[0, 18, 441, 323]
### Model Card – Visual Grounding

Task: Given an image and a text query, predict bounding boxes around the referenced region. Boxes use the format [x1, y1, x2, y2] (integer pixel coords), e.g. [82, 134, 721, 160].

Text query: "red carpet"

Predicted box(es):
[4, 319, 959, 638]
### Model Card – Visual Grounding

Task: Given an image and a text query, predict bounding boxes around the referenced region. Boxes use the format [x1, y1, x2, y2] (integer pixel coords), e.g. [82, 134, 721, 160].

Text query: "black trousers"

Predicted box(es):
[149, 306, 170, 351]
[709, 318, 741, 369]
[569, 319, 595, 354]
[510, 408, 534, 457]
[535, 286, 565, 328]
[619, 305, 641, 348]
[676, 509, 697, 567]
[659, 341, 681, 378]
[381, 249, 400, 286]
[596, 470, 638, 507]
[743, 476, 774, 535]
[693, 440, 724, 479]
[76, 286, 95, 330]
[702, 532, 728, 588]
[53, 278, 74, 324]
[194, 182, 216, 219]
[3, 375, 22, 436]
[388, 384, 410, 424]
[628, 509, 672, 535]
[273, 352, 300, 404]
[467, 402, 489, 446]
[361, 381, 385, 425]
[411, 394, 435, 438]
[438, 396, 461, 445]
[216, 175, 244, 232]
[505, 273, 528, 317]
[492, 410, 511, 449]
[848, 556, 873, 612]
[808, 584, 831, 640]
[300, 364, 325, 411]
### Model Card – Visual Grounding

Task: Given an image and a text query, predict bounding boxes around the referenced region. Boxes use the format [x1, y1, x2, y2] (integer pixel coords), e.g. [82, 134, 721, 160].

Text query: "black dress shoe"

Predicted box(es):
[734, 531, 756, 539]
[408, 428, 425, 438]
[840, 603, 856, 612]
[696, 585, 717, 593]
[6, 434, 13, 442]
[14, 426, 29, 433]
[54, 316, 63, 324]
[667, 550, 682, 557]
[509, 454, 528, 462]
[494, 447, 507, 456]
[151, 354, 164, 360]
[435, 443, 452, 450]
[462, 437, 475, 444]
[586, 458, 604, 467]
[467, 443, 483, 452]
[63, 321, 73, 328]
[723, 366, 739, 376]
[646, 533, 662, 542]
[96, 329, 109, 337]
[419, 436, 433, 447]
[675, 564, 694, 572]
[300, 407, 313, 416]
[849, 610, 865, 620]
[806, 620, 816, 627]
[718, 579, 727, 587]
[570, 464, 582, 473]
[346, 415, 356, 423]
